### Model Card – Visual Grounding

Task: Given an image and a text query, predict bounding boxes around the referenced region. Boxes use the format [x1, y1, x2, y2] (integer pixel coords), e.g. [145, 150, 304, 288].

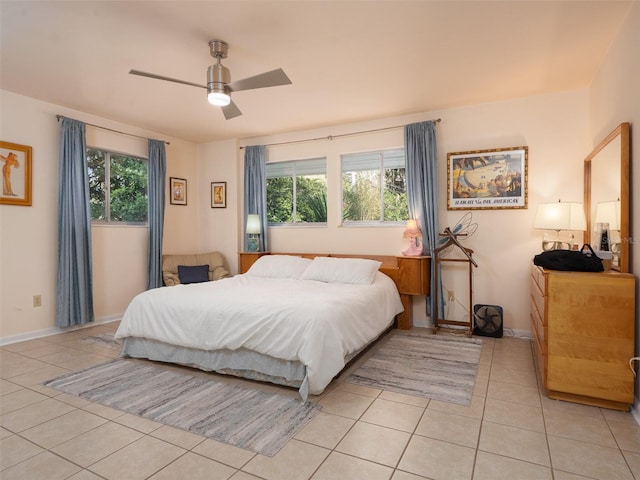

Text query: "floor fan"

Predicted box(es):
[473, 304, 503, 338]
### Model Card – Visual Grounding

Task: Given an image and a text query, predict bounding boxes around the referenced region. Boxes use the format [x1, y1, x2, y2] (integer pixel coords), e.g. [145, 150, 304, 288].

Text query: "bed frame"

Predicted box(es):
[121, 251, 423, 400]
[238, 252, 431, 329]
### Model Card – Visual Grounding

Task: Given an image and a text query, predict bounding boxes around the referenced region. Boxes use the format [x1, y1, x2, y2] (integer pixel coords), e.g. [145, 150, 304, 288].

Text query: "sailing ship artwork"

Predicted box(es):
[447, 146, 528, 210]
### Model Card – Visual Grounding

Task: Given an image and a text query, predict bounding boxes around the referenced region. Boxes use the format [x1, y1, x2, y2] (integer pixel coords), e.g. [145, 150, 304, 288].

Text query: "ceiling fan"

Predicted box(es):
[129, 40, 292, 120]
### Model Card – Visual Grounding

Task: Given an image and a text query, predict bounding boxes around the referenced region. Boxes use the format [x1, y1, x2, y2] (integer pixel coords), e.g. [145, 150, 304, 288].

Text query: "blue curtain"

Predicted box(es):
[404, 120, 443, 318]
[147, 139, 166, 289]
[243, 146, 267, 251]
[56, 118, 94, 327]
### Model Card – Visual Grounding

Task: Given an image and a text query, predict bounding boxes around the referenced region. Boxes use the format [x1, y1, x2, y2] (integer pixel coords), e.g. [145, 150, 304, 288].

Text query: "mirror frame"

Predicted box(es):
[584, 122, 630, 273]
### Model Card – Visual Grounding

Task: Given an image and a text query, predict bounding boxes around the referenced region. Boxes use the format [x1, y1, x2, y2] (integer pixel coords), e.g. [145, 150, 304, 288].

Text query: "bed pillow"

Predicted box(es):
[246, 255, 313, 279]
[177, 264, 209, 284]
[300, 257, 382, 285]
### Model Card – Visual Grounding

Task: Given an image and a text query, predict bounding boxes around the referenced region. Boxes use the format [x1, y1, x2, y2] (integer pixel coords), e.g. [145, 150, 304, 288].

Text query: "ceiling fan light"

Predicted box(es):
[208, 91, 231, 106]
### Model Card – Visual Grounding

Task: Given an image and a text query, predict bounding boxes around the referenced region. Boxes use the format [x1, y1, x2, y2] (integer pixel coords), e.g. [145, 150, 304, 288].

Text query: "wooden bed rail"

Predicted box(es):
[238, 252, 430, 329]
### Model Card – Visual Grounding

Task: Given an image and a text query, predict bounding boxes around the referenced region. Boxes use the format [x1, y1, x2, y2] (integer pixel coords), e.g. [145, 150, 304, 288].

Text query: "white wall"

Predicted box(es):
[239, 89, 590, 332]
[196, 138, 241, 273]
[588, 2, 640, 402]
[0, 91, 198, 341]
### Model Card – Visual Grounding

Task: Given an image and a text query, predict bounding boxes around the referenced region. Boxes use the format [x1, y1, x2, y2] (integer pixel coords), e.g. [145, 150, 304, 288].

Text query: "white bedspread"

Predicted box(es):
[115, 272, 403, 395]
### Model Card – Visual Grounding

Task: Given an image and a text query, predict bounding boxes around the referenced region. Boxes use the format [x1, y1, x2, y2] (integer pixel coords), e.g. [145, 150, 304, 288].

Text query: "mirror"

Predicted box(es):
[584, 122, 630, 272]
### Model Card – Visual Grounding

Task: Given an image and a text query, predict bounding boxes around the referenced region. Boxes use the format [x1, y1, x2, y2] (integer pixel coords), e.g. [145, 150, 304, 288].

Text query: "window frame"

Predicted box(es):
[266, 157, 328, 227]
[87, 146, 149, 226]
[340, 147, 408, 226]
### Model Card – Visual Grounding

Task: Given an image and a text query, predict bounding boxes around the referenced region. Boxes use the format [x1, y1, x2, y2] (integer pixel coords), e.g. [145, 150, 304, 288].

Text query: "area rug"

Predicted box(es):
[44, 359, 320, 456]
[80, 333, 121, 350]
[346, 333, 482, 405]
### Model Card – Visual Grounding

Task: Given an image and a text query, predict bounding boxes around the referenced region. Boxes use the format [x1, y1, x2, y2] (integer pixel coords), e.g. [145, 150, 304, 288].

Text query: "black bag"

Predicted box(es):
[533, 244, 604, 272]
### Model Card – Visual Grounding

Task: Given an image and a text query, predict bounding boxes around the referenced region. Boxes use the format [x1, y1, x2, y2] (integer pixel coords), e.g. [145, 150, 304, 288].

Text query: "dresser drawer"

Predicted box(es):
[531, 318, 547, 388]
[531, 276, 546, 325]
[531, 264, 545, 293]
[530, 297, 546, 349]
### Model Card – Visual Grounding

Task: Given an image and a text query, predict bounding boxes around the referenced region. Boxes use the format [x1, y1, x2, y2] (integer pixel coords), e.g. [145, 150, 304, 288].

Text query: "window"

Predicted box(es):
[87, 148, 148, 223]
[266, 158, 327, 225]
[342, 148, 408, 223]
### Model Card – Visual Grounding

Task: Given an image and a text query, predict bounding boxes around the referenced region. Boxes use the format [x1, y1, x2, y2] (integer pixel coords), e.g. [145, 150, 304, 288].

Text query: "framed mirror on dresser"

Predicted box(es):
[530, 123, 635, 411]
[583, 122, 630, 272]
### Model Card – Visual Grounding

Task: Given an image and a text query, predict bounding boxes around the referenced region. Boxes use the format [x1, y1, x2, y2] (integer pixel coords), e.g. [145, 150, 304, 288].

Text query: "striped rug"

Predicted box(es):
[346, 333, 482, 405]
[44, 359, 320, 456]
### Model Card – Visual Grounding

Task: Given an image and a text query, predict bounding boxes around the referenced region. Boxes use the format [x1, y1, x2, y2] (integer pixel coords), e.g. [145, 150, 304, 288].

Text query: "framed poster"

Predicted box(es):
[447, 146, 528, 210]
[211, 181, 226, 208]
[0, 141, 32, 206]
[169, 177, 187, 205]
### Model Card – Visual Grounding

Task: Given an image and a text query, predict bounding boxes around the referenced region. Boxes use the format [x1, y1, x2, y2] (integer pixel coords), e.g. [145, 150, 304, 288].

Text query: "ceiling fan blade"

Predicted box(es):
[222, 100, 242, 120]
[129, 69, 206, 90]
[227, 68, 292, 92]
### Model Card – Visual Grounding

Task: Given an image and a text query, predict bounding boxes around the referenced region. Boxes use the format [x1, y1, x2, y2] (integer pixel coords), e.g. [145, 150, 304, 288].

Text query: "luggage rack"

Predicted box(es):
[432, 227, 478, 336]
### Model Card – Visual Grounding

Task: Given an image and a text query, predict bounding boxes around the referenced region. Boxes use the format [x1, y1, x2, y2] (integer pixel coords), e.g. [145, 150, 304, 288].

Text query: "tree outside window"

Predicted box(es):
[342, 148, 408, 223]
[266, 158, 327, 225]
[87, 148, 148, 223]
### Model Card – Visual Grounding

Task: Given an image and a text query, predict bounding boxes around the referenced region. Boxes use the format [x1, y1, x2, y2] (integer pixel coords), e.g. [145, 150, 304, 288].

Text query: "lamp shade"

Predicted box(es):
[246, 214, 261, 234]
[403, 219, 422, 238]
[595, 200, 620, 230]
[533, 201, 586, 231]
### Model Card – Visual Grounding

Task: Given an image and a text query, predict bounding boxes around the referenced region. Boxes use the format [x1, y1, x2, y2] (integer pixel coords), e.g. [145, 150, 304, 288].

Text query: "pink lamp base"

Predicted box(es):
[402, 238, 423, 256]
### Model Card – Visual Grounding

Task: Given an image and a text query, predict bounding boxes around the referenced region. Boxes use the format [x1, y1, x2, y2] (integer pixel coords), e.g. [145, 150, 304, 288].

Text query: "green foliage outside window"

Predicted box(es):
[342, 170, 381, 221]
[342, 149, 408, 223]
[383, 168, 409, 221]
[87, 148, 148, 223]
[87, 149, 106, 220]
[266, 177, 293, 222]
[266, 159, 327, 224]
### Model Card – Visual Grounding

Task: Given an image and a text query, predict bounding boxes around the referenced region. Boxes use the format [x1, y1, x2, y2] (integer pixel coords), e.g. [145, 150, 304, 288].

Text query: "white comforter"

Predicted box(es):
[115, 272, 403, 395]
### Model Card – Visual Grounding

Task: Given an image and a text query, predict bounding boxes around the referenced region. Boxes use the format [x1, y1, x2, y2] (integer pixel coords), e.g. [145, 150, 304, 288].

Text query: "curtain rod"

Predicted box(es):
[239, 118, 441, 150]
[56, 115, 170, 145]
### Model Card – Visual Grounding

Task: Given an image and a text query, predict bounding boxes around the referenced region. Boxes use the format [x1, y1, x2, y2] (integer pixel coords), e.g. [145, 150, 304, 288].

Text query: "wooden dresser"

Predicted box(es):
[239, 252, 430, 330]
[530, 263, 635, 410]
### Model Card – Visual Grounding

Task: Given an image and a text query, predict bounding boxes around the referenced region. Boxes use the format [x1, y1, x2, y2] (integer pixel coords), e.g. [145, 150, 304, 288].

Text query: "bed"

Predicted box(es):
[115, 254, 406, 400]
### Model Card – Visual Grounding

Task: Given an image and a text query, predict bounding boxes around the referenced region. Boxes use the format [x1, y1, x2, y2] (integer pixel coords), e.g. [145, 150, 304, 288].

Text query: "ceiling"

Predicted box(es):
[0, 1, 632, 144]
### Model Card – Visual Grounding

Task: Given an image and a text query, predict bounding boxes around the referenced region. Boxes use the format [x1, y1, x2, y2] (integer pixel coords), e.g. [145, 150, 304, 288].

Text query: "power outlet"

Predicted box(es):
[448, 291, 455, 302]
[33, 295, 42, 307]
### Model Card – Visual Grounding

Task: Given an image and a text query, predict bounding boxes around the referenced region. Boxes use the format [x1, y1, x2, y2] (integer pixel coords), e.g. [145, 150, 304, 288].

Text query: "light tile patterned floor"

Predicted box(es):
[1, 322, 639, 480]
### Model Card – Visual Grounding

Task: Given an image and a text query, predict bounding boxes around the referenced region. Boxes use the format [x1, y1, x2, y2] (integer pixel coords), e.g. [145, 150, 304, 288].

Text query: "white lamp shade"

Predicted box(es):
[246, 214, 261, 234]
[533, 202, 586, 231]
[594, 200, 620, 230]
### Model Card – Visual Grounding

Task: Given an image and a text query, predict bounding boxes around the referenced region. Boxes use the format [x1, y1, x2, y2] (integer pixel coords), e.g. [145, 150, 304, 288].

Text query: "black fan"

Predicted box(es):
[473, 304, 503, 338]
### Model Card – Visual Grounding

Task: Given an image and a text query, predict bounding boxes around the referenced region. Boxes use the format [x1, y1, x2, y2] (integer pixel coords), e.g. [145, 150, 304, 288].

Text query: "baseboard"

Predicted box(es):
[0, 315, 122, 346]
[416, 318, 532, 340]
[502, 328, 532, 340]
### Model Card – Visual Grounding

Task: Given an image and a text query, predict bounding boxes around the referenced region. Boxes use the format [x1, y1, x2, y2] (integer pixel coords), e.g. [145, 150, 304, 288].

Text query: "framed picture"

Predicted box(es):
[1, 141, 32, 206]
[447, 146, 528, 210]
[211, 181, 227, 208]
[169, 177, 187, 205]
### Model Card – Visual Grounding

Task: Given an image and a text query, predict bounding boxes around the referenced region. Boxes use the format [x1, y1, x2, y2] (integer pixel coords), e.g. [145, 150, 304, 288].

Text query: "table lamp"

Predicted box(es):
[594, 199, 620, 253]
[533, 200, 586, 250]
[402, 219, 423, 256]
[246, 214, 261, 252]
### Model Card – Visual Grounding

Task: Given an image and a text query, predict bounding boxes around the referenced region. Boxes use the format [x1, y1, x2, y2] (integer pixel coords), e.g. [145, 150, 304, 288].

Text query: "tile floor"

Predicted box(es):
[1, 322, 639, 480]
